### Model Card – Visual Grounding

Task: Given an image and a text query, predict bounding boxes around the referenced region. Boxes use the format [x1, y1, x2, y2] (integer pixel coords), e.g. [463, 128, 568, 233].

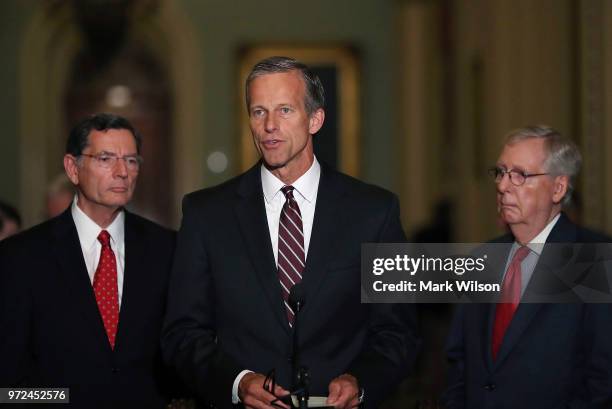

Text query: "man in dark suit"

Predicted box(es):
[442, 126, 612, 409]
[0, 113, 176, 408]
[162, 56, 419, 409]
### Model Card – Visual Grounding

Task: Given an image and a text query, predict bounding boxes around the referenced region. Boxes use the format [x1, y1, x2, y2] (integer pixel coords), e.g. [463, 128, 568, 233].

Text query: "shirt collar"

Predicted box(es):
[71, 195, 125, 249]
[514, 212, 561, 255]
[261, 156, 321, 204]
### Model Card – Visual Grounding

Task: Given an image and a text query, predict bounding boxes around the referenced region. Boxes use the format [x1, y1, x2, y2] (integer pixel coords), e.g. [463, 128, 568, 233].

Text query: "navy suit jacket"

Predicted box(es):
[442, 214, 612, 409]
[162, 163, 420, 409]
[0, 208, 177, 408]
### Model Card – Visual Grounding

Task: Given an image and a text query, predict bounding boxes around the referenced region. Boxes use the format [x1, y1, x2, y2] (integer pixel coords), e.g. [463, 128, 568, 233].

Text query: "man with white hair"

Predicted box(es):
[443, 126, 612, 409]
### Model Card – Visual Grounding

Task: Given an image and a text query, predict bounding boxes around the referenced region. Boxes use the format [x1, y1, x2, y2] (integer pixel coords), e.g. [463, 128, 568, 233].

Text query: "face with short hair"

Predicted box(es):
[496, 138, 567, 234]
[64, 129, 139, 219]
[248, 71, 324, 181]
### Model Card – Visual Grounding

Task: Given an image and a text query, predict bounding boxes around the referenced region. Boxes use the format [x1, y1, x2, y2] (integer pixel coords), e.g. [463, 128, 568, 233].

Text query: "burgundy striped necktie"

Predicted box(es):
[277, 186, 305, 325]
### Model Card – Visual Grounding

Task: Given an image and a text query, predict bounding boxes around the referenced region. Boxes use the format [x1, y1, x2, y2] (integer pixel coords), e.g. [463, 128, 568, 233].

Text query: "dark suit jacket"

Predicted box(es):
[0, 208, 176, 408]
[442, 213, 612, 409]
[162, 163, 419, 409]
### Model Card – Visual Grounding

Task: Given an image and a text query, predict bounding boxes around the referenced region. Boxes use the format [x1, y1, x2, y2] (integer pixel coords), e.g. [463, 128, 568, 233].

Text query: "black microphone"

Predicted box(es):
[289, 283, 306, 313]
[289, 283, 309, 409]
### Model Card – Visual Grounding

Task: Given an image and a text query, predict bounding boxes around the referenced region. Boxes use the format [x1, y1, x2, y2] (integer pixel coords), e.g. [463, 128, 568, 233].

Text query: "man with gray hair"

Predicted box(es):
[163, 56, 419, 409]
[442, 126, 612, 408]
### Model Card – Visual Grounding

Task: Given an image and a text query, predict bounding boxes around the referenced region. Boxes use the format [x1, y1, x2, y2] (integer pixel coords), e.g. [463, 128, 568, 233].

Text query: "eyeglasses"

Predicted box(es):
[263, 370, 362, 409]
[264, 370, 295, 409]
[80, 153, 143, 171]
[488, 166, 549, 186]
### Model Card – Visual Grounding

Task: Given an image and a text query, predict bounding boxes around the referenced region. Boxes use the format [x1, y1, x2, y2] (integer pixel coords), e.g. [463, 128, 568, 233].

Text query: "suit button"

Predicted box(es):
[483, 383, 496, 391]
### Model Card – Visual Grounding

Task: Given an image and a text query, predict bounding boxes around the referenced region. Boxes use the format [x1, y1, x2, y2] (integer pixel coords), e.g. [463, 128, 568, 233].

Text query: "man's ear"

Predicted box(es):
[308, 108, 325, 135]
[64, 154, 80, 186]
[552, 175, 569, 204]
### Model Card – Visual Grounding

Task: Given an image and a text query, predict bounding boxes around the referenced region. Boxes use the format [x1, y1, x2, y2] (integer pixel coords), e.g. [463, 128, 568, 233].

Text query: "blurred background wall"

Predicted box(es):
[2, 0, 612, 241]
[1, 0, 612, 405]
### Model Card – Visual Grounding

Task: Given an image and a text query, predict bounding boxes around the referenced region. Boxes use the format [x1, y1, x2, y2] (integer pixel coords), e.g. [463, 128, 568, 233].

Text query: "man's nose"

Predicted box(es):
[264, 114, 278, 132]
[113, 158, 129, 178]
[496, 171, 511, 192]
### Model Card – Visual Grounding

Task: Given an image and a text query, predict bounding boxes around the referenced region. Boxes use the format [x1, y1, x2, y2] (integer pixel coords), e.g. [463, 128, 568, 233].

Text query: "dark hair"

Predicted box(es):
[245, 56, 325, 115]
[65, 113, 142, 156]
[0, 200, 22, 228]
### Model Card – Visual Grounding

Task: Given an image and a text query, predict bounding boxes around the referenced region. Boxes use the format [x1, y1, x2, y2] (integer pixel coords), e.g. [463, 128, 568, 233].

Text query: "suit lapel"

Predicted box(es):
[492, 214, 575, 367]
[234, 165, 290, 333]
[493, 303, 543, 367]
[299, 165, 346, 316]
[523, 215, 579, 300]
[479, 303, 496, 371]
[51, 209, 112, 355]
[483, 241, 513, 370]
[489, 239, 544, 367]
[114, 211, 147, 354]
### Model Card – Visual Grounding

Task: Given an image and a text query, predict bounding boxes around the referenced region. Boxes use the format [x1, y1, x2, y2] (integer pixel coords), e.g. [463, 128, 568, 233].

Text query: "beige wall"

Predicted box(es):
[0, 2, 33, 211]
[581, 0, 612, 233]
[1, 0, 612, 238]
[0, 0, 401, 228]
[396, 0, 612, 240]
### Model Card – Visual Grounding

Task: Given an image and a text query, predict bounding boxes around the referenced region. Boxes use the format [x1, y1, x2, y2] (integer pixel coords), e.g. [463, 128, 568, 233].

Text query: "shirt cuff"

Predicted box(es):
[232, 369, 253, 404]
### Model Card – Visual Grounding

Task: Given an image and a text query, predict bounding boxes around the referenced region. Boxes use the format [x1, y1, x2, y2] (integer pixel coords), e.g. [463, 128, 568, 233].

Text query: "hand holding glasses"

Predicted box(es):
[265, 370, 361, 409]
[264, 370, 295, 409]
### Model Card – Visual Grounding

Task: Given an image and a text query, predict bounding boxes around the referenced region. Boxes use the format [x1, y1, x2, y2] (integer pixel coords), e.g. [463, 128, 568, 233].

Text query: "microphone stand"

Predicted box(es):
[291, 291, 309, 409]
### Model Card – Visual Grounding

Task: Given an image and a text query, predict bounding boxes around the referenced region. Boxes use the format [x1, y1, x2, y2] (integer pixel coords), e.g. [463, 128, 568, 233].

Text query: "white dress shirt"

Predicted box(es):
[231, 157, 321, 403]
[504, 213, 561, 296]
[71, 196, 126, 307]
[261, 157, 321, 264]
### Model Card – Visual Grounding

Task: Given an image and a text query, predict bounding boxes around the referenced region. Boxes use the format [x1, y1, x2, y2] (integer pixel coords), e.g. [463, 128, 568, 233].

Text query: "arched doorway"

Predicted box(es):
[19, 0, 204, 228]
[65, 40, 173, 225]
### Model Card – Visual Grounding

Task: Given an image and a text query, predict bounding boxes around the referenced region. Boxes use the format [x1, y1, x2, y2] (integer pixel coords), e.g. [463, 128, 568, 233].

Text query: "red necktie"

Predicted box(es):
[491, 246, 530, 360]
[93, 230, 119, 349]
[277, 186, 305, 325]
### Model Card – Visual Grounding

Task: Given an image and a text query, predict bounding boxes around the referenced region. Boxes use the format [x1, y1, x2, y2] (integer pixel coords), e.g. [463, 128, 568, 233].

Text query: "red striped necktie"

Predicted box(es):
[277, 186, 305, 325]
